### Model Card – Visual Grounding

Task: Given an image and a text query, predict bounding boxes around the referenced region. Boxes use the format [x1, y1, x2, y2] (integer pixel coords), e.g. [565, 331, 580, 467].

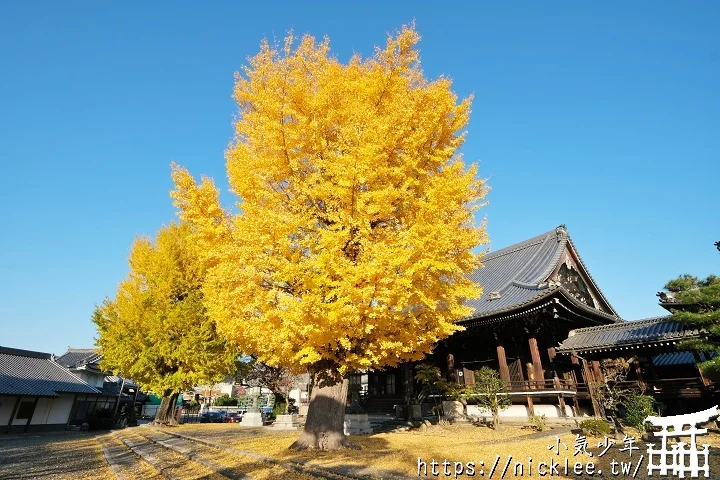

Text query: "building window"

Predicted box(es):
[385, 374, 395, 395]
[16, 401, 35, 420]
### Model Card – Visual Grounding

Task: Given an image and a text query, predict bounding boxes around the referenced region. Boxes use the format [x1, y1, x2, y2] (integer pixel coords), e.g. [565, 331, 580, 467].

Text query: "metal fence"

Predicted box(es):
[180, 405, 202, 424]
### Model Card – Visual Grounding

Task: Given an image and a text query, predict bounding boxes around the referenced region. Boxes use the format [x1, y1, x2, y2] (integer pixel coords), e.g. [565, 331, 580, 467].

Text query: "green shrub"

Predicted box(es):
[214, 394, 237, 406]
[624, 393, 656, 431]
[580, 419, 612, 437]
[528, 414, 547, 432]
[273, 402, 286, 418]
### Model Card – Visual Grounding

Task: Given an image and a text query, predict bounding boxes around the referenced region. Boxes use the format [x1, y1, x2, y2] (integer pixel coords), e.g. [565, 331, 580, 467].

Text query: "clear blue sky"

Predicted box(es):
[1, 2, 717, 355]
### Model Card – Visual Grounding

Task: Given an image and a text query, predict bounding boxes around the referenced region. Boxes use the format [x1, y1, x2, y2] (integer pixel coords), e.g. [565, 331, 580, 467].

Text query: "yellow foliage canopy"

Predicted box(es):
[93, 222, 237, 395]
[172, 25, 488, 375]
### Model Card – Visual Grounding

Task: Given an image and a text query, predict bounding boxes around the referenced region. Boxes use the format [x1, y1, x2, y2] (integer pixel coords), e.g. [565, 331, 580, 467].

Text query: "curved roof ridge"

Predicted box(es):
[538, 233, 568, 282]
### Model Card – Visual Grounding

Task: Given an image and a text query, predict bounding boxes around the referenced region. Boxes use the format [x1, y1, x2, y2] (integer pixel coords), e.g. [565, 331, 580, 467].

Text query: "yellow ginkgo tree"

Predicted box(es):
[93, 222, 238, 425]
[171, 24, 488, 449]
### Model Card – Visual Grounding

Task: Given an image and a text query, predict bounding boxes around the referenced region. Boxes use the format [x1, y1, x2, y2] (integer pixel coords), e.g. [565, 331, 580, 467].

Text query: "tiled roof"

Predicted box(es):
[463, 225, 618, 322]
[0, 346, 101, 397]
[104, 375, 137, 388]
[557, 316, 702, 353]
[56, 348, 102, 368]
[652, 351, 713, 367]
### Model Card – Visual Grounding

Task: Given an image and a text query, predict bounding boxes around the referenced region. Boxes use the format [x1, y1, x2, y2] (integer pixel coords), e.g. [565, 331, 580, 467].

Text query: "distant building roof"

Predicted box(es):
[462, 225, 619, 324]
[56, 348, 102, 369]
[557, 316, 703, 354]
[0, 346, 101, 397]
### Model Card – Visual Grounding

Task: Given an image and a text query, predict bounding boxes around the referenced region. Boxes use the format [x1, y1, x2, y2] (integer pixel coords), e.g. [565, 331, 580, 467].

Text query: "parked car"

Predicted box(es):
[200, 411, 224, 423]
[223, 412, 242, 423]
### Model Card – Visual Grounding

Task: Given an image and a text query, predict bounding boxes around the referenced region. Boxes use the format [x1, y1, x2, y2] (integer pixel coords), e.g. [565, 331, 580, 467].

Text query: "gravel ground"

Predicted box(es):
[0, 432, 114, 480]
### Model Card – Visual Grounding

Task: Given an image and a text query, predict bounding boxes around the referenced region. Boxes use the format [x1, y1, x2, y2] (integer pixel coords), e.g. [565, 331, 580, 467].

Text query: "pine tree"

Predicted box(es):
[663, 243, 720, 377]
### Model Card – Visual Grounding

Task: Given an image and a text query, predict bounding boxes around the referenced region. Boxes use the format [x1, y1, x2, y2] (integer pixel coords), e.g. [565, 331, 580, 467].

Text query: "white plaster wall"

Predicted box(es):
[289, 388, 301, 405]
[77, 371, 104, 388]
[468, 402, 591, 419]
[533, 404, 567, 418]
[218, 383, 233, 396]
[0, 396, 16, 425]
[45, 394, 74, 424]
[30, 398, 52, 425]
[499, 405, 532, 418]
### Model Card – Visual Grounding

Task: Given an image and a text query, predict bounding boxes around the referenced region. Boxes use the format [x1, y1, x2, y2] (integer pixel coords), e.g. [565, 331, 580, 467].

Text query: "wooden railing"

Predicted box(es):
[614, 378, 707, 397]
[504, 378, 578, 393]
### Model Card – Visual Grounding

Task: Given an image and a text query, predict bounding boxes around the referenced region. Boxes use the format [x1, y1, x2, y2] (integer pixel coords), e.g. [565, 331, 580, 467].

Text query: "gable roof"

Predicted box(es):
[462, 225, 619, 323]
[56, 348, 102, 368]
[0, 346, 101, 397]
[556, 316, 703, 353]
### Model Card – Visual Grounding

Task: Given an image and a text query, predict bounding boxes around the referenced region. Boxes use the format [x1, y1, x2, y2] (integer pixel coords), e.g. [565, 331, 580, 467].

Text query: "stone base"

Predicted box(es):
[240, 411, 264, 427]
[442, 400, 464, 420]
[409, 404, 422, 420]
[344, 413, 373, 435]
[271, 414, 300, 430]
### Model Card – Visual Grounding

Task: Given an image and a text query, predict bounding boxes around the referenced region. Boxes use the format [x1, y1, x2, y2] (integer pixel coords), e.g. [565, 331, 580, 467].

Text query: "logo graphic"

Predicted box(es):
[645, 405, 718, 478]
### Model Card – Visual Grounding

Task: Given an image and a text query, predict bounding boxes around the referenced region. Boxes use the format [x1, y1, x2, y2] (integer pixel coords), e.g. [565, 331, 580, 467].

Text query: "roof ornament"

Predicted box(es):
[488, 291, 502, 301]
[555, 224, 567, 240]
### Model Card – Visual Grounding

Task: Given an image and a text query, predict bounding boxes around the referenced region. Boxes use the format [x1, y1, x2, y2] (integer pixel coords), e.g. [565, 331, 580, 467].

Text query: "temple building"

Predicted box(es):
[360, 225, 717, 419]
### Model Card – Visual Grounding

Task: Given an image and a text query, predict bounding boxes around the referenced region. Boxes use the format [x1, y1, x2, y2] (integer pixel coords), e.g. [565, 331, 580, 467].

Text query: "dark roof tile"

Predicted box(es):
[0, 346, 101, 397]
[557, 317, 701, 353]
[56, 348, 102, 368]
[463, 226, 618, 321]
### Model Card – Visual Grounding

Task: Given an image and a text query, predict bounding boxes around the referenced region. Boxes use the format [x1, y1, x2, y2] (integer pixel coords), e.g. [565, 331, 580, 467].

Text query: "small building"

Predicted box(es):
[556, 316, 717, 415]
[55, 348, 144, 426]
[0, 346, 102, 433]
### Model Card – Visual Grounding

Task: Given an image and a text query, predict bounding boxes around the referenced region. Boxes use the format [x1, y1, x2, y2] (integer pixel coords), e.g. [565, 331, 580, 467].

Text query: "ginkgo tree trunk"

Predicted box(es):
[171, 24, 488, 450]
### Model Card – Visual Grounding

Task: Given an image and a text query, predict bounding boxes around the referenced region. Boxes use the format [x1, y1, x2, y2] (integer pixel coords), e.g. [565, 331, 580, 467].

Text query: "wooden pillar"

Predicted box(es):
[24, 397, 39, 433]
[402, 363, 414, 404]
[644, 352, 658, 380]
[446, 352, 457, 383]
[557, 394, 568, 417]
[569, 354, 580, 387]
[496, 339, 511, 384]
[692, 351, 711, 387]
[526, 395, 535, 416]
[570, 396, 580, 417]
[5, 397, 21, 433]
[528, 337, 544, 388]
[633, 357, 645, 391]
[582, 359, 602, 417]
[592, 361, 603, 382]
